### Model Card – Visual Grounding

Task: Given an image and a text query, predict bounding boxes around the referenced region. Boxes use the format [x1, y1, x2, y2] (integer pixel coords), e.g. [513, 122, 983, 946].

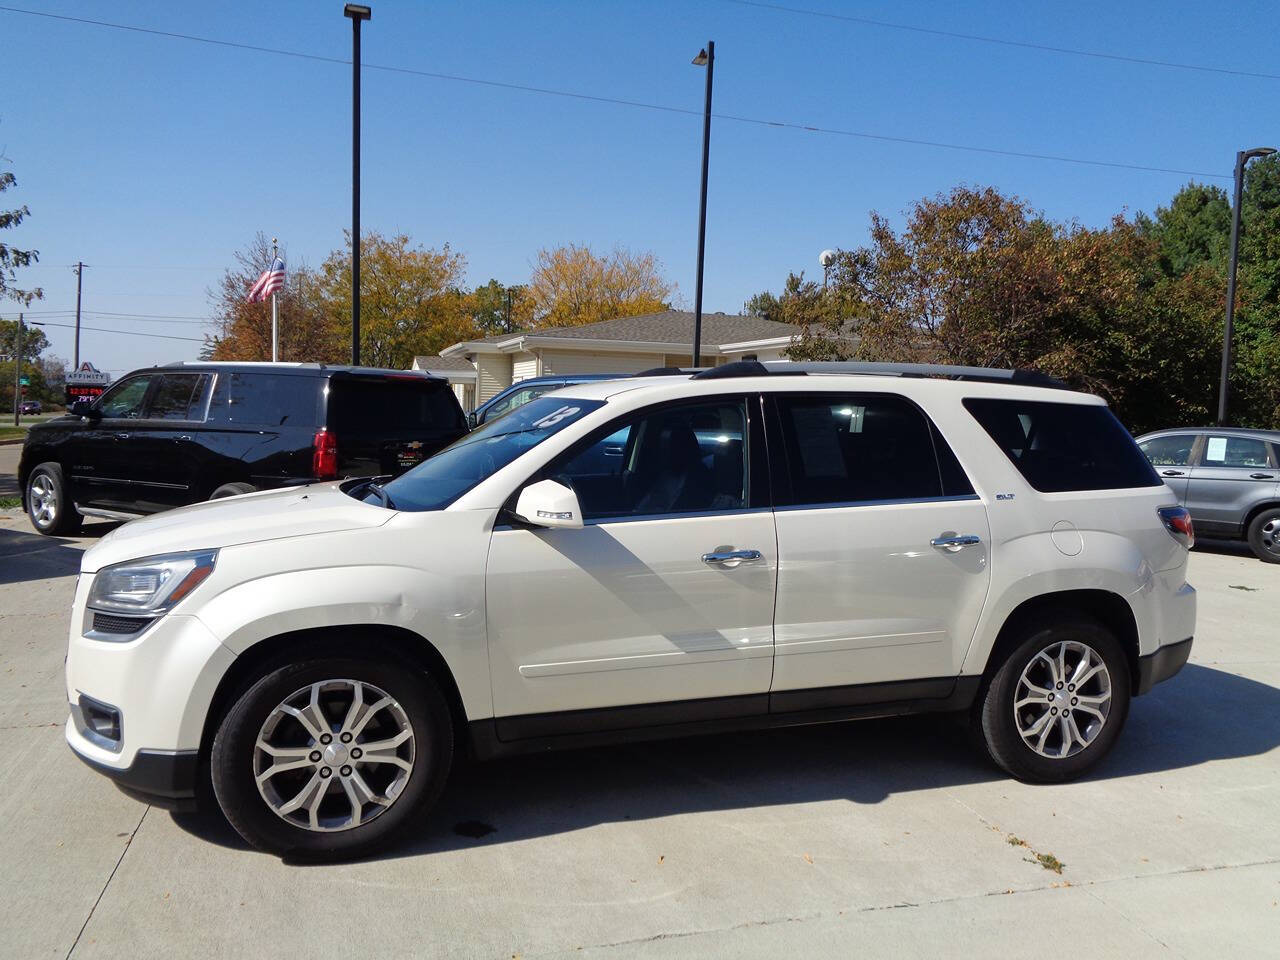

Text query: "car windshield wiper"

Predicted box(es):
[356, 479, 396, 510]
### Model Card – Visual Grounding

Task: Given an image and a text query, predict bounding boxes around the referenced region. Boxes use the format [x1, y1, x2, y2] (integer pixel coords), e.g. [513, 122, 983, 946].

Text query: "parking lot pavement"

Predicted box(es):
[1, 509, 1277, 959]
[0, 443, 21, 498]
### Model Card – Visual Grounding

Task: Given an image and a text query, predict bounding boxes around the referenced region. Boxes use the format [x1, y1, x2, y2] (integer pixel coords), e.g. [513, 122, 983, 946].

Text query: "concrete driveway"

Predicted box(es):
[1, 509, 1277, 959]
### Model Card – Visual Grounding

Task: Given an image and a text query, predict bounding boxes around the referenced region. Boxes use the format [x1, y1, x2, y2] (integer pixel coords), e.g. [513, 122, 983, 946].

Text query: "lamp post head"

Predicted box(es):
[1241, 146, 1277, 162]
[343, 3, 371, 20]
[692, 48, 709, 66]
[819, 249, 837, 268]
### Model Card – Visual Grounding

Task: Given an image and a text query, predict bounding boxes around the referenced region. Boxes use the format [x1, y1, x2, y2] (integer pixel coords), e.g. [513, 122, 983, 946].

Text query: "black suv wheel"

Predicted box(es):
[25, 462, 83, 536]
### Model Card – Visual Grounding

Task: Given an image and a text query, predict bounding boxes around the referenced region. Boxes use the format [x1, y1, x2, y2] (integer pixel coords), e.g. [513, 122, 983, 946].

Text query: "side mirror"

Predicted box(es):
[514, 479, 583, 529]
[71, 398, 99, 420]
[467, 410, 478, 429]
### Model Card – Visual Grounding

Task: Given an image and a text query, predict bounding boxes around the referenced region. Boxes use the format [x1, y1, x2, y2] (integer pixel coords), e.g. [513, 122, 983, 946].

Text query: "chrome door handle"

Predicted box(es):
[114, 432, 130, 440]
[1161, 469, 1185, 477]
[702, 549, 763, 564]
[931, 534, 981, 551]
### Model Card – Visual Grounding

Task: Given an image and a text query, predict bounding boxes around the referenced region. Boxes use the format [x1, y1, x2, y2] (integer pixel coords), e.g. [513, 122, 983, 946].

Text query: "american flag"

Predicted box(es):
[247, 257, 285, 302]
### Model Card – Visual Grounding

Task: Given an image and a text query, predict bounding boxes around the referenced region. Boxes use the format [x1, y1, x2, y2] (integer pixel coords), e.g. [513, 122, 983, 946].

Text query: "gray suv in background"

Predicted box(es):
[1137, 427, 1280, 562]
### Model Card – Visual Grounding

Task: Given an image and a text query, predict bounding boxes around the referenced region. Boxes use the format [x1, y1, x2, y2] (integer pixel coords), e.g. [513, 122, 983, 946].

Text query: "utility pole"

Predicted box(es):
[691, 41, 715, 367]
[13, 313, 23, 427]
[505, 287, 512, 334]
[344, 4, 371, 366]
[73, 262, 85, 369]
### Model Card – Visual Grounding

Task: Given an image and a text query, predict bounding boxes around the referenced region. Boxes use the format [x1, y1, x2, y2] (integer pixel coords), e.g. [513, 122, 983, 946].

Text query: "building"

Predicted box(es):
[414, 310, 798, 410]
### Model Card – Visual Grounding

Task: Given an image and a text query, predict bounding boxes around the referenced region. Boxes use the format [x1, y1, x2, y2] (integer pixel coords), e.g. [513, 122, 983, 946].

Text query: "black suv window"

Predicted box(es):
[147, 373, 213, 421]
[329, 378, 464, 434]
[97, 375, 156, 419]
[548, 399, 748, 521]
[964, 398, 1159, 492]
[773, 393, 971, 506]
[209, 373, 319, 428]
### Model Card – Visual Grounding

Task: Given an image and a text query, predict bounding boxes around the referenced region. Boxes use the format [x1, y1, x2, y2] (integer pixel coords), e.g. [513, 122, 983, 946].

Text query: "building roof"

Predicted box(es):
[441, 310, 797, 357]
[411, 355, 482, 372]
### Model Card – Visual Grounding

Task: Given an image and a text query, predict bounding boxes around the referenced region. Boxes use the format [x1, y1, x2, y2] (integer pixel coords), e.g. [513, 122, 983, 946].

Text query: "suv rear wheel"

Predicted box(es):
[25, 462, 83, 536]
[975, 616, 1131, 782]
[210, 653, 453, 860]
[1246, 508, 1280, 563]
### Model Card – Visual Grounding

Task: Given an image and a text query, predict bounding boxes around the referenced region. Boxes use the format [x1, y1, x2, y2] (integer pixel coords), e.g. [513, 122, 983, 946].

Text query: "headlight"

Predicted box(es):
[87, 550, 218, 615]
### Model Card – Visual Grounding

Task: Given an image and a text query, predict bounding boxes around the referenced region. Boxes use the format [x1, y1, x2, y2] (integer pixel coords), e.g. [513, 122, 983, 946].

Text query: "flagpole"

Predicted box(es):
[270, 237, 279, 362]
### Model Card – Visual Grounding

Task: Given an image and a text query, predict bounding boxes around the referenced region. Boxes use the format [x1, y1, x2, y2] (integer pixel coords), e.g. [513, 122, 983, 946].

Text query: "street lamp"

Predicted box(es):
[1217, 145, 1276, 426]
[691, 41, 714, 367]
[344, 3, 371, 367]
[820, 249, 837, 289]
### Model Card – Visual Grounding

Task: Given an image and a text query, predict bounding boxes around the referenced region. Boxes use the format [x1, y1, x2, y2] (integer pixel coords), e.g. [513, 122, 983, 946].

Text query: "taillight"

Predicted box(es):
[1157, 506, 1194, 549]
[312, 428, 338, 480]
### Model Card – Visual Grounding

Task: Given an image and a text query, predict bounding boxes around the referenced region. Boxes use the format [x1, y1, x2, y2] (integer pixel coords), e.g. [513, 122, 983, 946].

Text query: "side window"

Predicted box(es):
[209, 373, 318, 427]
[146, 373, 212, 421]
[548, 400, 748, 521]
[96, 375, 155, 419]
[775, 394, 950, 506]
[1201, 435, 1270, 468]
[1139, 434, 1195, 467]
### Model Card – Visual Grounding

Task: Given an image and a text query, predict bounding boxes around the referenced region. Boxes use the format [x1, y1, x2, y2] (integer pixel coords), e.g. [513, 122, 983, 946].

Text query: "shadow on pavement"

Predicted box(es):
[1194, 538, 1256, 559]
[169, 662, 1280, 862]
[0, 521, 121, 585]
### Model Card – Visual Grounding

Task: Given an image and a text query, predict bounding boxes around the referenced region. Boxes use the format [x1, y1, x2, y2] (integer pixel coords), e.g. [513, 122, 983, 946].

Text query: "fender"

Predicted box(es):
[961, 528, 1155, 676]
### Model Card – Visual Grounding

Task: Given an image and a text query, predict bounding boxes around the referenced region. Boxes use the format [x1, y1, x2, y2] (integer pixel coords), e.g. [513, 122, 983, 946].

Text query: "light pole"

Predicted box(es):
[344, 3, 371, 367]
[691, 41, 714, 367]
[1217, 145, 1276, 426]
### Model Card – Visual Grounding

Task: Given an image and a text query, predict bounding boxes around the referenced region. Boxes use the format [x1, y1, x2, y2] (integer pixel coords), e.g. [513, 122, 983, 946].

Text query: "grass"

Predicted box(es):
[1007, 834, 1065, 874]
[0, 497, 20, 510]
[0, 428, 23, 441]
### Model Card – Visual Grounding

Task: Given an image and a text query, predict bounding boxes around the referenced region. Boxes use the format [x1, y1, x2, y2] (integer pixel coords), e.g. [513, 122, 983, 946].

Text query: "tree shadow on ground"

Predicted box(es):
[170, 662, 1279, 862]
[0, 522, 119, 585]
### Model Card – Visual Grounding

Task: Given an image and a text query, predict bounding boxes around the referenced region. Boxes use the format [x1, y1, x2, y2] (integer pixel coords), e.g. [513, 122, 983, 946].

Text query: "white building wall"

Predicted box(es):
[475, 354, 511, 403]
[539, 350, 665, 376]
[511, 353, 538, 383]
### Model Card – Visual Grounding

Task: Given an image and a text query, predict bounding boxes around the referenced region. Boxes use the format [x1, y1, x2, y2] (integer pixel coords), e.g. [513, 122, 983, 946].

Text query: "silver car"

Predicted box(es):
[1137, 427, 1280, 562]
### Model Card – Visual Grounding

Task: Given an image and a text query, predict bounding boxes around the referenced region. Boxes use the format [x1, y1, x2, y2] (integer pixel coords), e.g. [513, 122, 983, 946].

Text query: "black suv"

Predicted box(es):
[20, 362, 467, 535]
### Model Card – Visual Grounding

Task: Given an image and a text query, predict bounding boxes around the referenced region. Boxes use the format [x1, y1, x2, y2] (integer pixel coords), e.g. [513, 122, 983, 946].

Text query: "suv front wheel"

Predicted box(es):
[976, 616, 1131, 782]
[25, 462, 83, 536]
[211, 652, 454, 860]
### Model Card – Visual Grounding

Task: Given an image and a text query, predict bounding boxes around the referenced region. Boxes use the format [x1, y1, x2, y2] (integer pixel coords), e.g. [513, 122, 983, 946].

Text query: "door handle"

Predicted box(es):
[931, 534, 981, 552]
[701, 549, 763, 564]
[1161, 469, 1185, 477]
[1251, 473, 1274, 480]
[114, 432, 130, 441]
[175, 435, 192, 442]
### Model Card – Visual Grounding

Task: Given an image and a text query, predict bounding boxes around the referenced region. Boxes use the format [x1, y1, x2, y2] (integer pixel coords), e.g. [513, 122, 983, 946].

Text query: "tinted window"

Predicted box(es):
[775, 394, 956, 506]
[964, 398, 1159, 492]
[546, 400, 748, 520]
[483, 383, 559, 423]
[1201, 434, 1270, 468]
[329, 379, 463, 433]
[209, 373, 318, 428]
[1139, 434, 1195, 467]
[381, 396, 604, 511]
[97, 375, 155, 419]
[147, 373, 212, 421]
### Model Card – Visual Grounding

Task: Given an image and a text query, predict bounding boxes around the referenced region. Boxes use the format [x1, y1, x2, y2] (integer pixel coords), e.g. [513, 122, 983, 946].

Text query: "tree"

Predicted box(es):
[527, 244, 673, 328]
[0, 157, 42, 306]
[1138, 183, 1231, 278]
[0, 316, 49, 362]
[471, 279, 535, 336]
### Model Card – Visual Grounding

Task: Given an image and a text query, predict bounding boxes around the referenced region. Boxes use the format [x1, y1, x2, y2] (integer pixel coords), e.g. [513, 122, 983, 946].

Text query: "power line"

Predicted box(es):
[722, 0, 1280, 81]
[26, 320, 205, 343]
[0, 4, 1230, 180]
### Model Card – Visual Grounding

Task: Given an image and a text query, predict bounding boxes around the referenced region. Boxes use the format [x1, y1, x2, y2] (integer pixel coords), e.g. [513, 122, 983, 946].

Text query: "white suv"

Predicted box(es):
[64, 362, 1197, 859]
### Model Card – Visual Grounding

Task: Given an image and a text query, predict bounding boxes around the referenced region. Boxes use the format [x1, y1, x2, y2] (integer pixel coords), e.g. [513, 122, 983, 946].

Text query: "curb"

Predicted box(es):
[0, 438, 25, 446]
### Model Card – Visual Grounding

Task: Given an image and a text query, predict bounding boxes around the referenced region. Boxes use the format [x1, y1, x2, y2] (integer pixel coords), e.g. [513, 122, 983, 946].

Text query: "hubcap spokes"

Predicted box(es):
[1262, 519, 1280, 555]
[254, 679, 415, 832]
[1014, 640, 1112, 759]
[29, 475, 56, 526]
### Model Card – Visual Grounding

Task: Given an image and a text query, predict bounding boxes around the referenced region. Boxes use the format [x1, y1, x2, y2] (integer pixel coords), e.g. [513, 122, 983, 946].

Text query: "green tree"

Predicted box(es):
[0, 157, 42, 306]
[471, 279, 534, 336]
[1138, 183, 1231, 278]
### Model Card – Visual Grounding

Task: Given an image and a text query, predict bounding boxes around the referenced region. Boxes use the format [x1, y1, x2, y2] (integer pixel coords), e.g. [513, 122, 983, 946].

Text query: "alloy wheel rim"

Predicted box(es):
[29, 475, 57, 527]
[254, 679, 415, 833]
[1261, 519, 1280, 556]
[1013, 640, 1112, 759]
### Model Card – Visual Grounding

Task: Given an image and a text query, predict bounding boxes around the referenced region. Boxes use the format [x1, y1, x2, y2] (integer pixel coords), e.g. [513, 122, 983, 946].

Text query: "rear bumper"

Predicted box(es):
[68, 738, 199, 811]
[1135, 636, 1193, 696]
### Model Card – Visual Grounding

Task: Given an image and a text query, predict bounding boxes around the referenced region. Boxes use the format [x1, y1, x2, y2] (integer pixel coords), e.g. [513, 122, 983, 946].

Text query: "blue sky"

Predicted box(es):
[4, 0, 1278, 376]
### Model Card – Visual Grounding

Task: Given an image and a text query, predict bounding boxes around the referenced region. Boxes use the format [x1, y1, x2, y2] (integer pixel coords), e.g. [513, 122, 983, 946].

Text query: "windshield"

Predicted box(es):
[373, 395, 605, 511]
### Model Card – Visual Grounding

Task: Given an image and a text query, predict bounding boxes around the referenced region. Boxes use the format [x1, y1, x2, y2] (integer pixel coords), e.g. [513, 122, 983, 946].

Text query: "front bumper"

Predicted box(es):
[1135, 636, 1193, 696]
[68, 739, 199, 810]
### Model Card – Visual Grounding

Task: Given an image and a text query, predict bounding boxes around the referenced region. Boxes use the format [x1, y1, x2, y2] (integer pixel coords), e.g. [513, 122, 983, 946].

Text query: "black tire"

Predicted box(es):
[25, 462, 83, 536]
[974, 615, 1131, 783]
[209, 482, 257, 500]
[210, 653, 453, 860]
[1246, 508, 1280, 563]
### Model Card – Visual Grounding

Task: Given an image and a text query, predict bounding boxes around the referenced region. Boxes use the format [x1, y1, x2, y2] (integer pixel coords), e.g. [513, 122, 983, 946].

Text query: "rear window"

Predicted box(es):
[328, 378, 464, 434]
[208, 372, 319, 428]
[963, 398, 1159, 493]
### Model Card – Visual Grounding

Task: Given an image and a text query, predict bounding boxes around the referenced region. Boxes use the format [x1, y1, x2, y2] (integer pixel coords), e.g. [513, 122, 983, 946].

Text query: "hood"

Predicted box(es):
[80, 483, 393, 572]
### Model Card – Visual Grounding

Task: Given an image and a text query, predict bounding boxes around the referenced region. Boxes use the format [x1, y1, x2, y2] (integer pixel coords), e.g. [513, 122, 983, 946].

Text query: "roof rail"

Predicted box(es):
[688, 359, 1068, 389]
[632, 366, 708, 377]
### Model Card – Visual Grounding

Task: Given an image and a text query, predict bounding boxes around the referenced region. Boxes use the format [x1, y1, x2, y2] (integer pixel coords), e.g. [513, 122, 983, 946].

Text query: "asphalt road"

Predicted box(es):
[1, 507, 1277, 959]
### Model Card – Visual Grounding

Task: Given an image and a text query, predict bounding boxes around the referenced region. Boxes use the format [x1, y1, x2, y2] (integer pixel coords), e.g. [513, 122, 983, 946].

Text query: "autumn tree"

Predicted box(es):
[1, 156, 42, 306]
[528, 244, 674, 328]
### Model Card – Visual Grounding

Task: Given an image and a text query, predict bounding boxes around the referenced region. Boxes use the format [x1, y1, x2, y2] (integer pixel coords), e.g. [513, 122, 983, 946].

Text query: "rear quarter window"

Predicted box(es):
[328, 378, 464, 434]
[963, 398, 1159, 493]
[208, 372, 320, 428]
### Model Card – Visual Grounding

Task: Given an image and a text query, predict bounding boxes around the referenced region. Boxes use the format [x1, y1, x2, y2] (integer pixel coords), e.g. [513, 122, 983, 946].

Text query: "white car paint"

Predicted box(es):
[65, 371, 1196, 780]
